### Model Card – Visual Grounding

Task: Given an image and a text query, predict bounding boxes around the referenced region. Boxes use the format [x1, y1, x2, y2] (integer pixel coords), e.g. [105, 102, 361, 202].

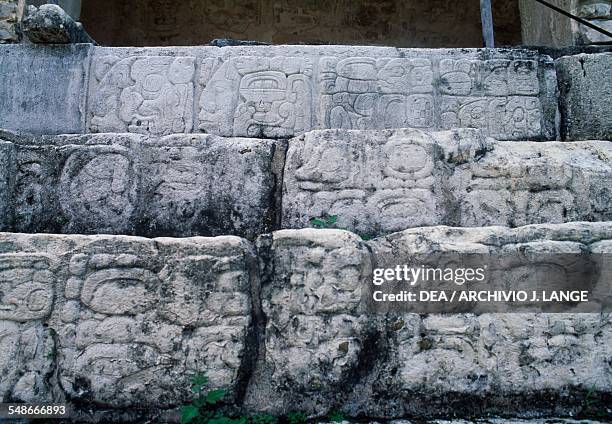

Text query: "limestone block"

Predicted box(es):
[139, 134, 281, 239]
[0, 232, 255, 408]
[366, 222, 612, 415]
[282, 128, 612, 236]
[578, 19, 612, 44]
[85, 46, 558, 141]
[247, 229, 374, 413]
[2, 132, 279, 238]
[0, 44, 92, 134]
[88, 51, 197, 136]
[22, 4, 94, 44]
[578, 3, 612, 19]
[0, 252, 56, 403]
[248, 223, 612, 417]
[557, 53, 612, 140]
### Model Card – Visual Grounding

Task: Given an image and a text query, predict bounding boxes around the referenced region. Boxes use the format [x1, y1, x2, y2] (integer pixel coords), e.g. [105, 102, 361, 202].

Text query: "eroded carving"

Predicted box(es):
[89, 55, 196, 135]
[199, 56, 313, 137]
[57, 239, 252, 408]
[0, 253, 55, 402]
[59, 146, 138, 232]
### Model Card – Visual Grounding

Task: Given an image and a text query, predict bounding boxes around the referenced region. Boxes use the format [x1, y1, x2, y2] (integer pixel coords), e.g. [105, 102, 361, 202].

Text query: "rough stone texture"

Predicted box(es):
[0, 132, 280, 239]
[365, 223, 612, 417]
[244, 223, 612, 418]
[282, 128, 612, 236]
[79, 0, 521, 48]
[0, 232, 255, 409]
[0, 140, 13, 231]
[556, 53, 612, 141]
[576, 0, 612, 44]
[0, 223, 610, 420]
[520, 0, 612, 47]
[0, 0, 23, 43]
[519, 0, 577, 47]
[22, 4, 94, 44]
[245, 229, 374, 414]
[0, 43, 91, 134]
[87, 46, 558, 141]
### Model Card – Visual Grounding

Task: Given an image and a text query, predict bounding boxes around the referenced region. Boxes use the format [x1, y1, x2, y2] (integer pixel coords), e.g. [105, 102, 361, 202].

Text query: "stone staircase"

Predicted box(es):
[0, 43, 610, 423]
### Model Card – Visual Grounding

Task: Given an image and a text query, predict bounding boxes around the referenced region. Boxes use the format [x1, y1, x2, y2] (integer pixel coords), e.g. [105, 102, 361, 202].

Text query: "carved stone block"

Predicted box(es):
[247, 229, 373, 413]
[1, 132, 279, 238]
[88, 54, 196, 135]
[366, 223, 612, 413]
[282, 128, 612, 235]
[139, 134, 280, 239]
[0, 232, 255, 408]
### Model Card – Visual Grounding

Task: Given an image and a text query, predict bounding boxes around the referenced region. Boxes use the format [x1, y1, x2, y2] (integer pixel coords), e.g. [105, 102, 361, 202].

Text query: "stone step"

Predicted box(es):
[282, 128, 612, 235]
[0, 131, 283, 238]
[0, 221, 610, 420]
[0, 43, 578, 140]
[2, 45, 610, 141]
[1, 128, 610, 238]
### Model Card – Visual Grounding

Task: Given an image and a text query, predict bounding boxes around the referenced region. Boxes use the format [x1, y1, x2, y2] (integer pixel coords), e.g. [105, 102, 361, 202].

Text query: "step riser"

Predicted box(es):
[1, 129, 610, 238]
[0, 222, 610, 417]
[283, 128, 612, 234]
[0, 133, 282, 238]
[1, 44, 562, 140]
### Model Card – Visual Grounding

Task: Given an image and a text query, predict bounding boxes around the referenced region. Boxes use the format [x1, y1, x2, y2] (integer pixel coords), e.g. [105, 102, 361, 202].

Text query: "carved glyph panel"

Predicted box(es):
[283, 129, 612, 234]
[199, 56, 314, 137]
[89, 55, 196, 135]
[260, 230, 372, 402]
[59, 145, 139, 233]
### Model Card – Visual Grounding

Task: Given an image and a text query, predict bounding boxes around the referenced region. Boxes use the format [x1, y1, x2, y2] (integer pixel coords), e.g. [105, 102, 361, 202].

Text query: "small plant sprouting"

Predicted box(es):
[309, 215, 374, 241]
[286, 412, 307, 424]
[181, 373, 244, 424]
[309, 215, 338, 229]
[327, 410, 344, 423]
[249, 413, 278, 424]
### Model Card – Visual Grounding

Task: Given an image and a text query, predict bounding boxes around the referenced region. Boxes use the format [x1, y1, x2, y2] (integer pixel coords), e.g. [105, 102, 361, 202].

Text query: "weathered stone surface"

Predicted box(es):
[557, 53, 612, 141]
[0, 140, 13, 231]
[0, 232, 255, 408]
[22, 4, 94, 44]
[246, 223, 612, 417]
[0, 43, 92, 134]
[282, 128, 612, 236]
[85, 46, 557, 140]
[0, 132, 280, 239]
[245, 229, 374, 414]
[0, 0, 23, 43]
[365, 223, 612, 416]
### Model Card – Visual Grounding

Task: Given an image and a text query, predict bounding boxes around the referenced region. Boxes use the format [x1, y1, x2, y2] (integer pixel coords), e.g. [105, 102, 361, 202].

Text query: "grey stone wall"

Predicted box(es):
[0, 222, 609, 419]
[1, 128, 610, 239]
[576, 0, 612, 44]
[519, 0, 612, 47]
[0, 132, 283, 238]
[1, 44, 562, 141]
[2, 44, 610, 141]
[556, 53, 612, 140]
[77, 0, 522, 48]
[282, 128, 612, 235]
